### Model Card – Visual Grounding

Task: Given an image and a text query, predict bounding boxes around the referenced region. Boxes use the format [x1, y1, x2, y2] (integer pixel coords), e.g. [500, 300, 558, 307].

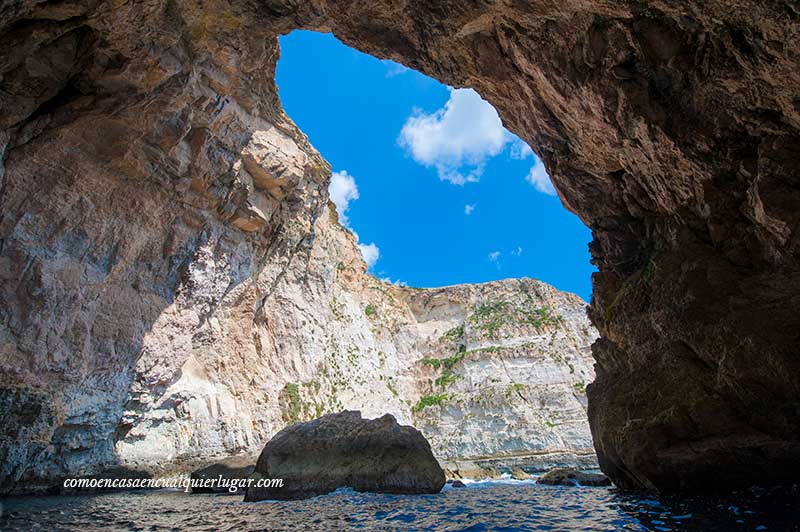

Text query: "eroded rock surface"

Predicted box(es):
[537, 468, 611, 488]
[1, 0, 799, 493]
[190, 454, 255, 494]
[408, 282, 597, 471]
[244, 411, 445, 501]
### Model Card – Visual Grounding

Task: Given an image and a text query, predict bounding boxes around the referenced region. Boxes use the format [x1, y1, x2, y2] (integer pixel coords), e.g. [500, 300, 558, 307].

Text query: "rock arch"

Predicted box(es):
[1, 1, 798, 492]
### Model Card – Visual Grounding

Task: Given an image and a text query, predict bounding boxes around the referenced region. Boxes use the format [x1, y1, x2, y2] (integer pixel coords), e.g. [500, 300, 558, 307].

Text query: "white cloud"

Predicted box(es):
[384, 60, 409, 78]
[511, 246, 523, 256]
[398, 88, 512, 185]
[380, 276, 408, 287]
[488, 251, 501, 267]
[358, 242, 380, 268]
[525, 159, 557, 196]
[329, 170, 360, 225]
[464, 204, 476, 215]
[398, 89, 557, 196]
[329, 169, 381, 269]
[510, 140, 534, 160]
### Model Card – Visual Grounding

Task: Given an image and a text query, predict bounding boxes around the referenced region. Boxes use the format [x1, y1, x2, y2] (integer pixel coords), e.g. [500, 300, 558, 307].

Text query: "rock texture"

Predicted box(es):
[537, 468, 611, 488]
[0, 0, 329, 492]
[409, 282, 597, 471]
[0, 154, 597, 492]
[511, 468, 533, 481]
[190, 454, 255, 494]
[1, 0, 799, 494]
[443, 461, 501, 482]
[244, 411, 445, 501]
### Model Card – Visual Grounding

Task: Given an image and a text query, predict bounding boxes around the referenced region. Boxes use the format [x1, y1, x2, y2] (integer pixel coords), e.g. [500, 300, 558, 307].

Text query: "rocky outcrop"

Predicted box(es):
[244, 411, 445, 501]
[442, 461, 501, 482]
[190, 454, 255, 494]
[537, 468, 611, 488]
[511, 468, 533, 481]
[1, 0, 799, 494]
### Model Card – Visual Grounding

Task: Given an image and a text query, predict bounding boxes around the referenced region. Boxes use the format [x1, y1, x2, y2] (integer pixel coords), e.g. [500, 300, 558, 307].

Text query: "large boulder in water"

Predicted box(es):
[244, 411, 445, 501]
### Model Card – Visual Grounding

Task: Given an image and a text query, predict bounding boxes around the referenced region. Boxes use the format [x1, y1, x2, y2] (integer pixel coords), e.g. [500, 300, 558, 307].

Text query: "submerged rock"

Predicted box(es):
[244, 411, 445, 501]
[537, 468, 611, 487]
[190, 455, 255, 494]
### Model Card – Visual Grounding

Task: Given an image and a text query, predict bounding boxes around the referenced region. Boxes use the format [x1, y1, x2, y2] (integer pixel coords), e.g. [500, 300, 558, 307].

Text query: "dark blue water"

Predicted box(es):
[2, 479, 798, 531]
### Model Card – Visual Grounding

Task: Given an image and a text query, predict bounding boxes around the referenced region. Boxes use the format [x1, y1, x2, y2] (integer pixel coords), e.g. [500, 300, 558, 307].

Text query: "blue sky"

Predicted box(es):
[277, 30, 595, 301]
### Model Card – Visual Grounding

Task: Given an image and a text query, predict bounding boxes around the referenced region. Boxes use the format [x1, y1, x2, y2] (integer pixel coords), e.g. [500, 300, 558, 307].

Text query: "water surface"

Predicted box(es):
[2, 479, 798, 531]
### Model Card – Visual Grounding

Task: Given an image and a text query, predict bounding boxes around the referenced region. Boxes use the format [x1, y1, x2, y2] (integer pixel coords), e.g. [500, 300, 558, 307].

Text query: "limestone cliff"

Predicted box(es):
[2, 181, 598, 492]
[407, 281, 597, 470]
[96, 203, 597, 486]
[2, 0, 799, 494]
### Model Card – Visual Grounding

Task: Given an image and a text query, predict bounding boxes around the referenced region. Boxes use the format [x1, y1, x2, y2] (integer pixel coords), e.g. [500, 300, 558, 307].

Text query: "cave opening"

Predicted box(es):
[276, 30, 595, 301]
[256, 29, 604, 480]
[1, 0, 799, 508]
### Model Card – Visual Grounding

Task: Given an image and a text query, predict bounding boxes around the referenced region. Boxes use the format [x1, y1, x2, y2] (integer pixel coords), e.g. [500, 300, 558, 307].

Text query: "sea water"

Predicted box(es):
[1, 478, 798, 531]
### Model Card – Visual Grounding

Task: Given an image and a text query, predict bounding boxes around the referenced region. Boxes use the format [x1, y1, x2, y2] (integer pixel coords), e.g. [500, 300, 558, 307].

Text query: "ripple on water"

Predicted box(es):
[1, 482, 798, 532]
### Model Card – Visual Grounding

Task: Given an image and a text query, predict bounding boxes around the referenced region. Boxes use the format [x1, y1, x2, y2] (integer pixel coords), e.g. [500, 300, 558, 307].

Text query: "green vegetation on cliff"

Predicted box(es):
[413, 393, 449, 412]
[434, 373, 460, 387]
[521, 307, 563, 328]
[279, 382, 301, 423]
[469, 302, 563, 339]
[439, 324, 464, 343]
[470, 301, 510, 338]
[421, 344, 467, 371]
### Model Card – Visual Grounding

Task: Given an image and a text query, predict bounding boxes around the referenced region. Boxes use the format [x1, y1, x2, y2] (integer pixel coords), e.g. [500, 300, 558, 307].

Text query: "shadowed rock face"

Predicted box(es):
[1, 0, 798, 493]
[190, 454, 255, 494]
[244, 411, 445, 501]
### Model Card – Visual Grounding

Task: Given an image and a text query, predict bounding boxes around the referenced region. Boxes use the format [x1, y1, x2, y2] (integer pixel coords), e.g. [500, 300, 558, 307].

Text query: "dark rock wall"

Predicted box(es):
[1, 0, 798, 492]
